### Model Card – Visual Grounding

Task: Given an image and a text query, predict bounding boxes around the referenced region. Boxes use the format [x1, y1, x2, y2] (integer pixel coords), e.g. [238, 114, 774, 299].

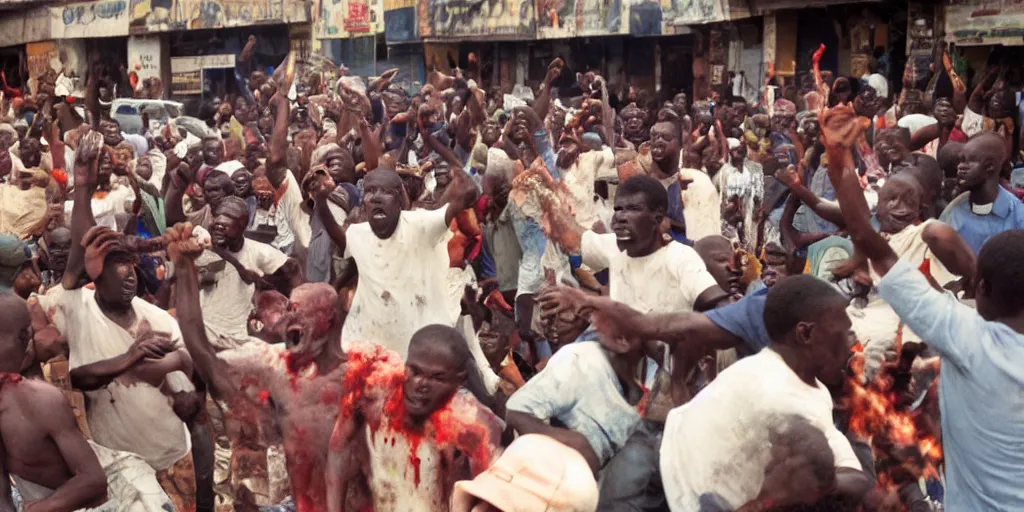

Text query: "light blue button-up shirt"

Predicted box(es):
[939, 187, 1024, 255]
[878, 258, 1024, 511]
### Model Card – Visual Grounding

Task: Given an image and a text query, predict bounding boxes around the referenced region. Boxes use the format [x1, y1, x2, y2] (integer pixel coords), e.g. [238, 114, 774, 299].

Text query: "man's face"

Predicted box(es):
[403, 346, 462, 421]
[854, 86, 881, 117]
[556, 137, 580, 170]
[875, 176, 923, 234]
[611, 192, 660, 257]
[770, 114, 794, 134]
[278, 286, 338, 371]
[19, 137, 41, 169]
[807, 302, 855, 387]
[649, 122, 681, 167]
[874, 133, 909, 170]
[761, 247, 788, 288]
[621, 109, 646, 138]
[98, 150, 114, 187]
[987, 90, 1012, 119]
[673, 93, 688, 116]
[135, 157, 153, 181]
[729, 144, 747, 167]
[363, 171, 404, 239]
[13, 259, 41, 299]
[325, 147, 355, 184]
[481, 120, 501, 147]
[701, 245, 741, 293]
[95, 255, 138, 307]
[204, 174, 233, 207]
[232, 170, 253, 197]
[956, 139, 994, 191]
[210, 212, 246, 249]
[100, 119, 122, 147]
[933, 98, 956, 127]
[202, 139, 223, 167]
[478, 320, 511, 369]
[44, 229, 72, 273]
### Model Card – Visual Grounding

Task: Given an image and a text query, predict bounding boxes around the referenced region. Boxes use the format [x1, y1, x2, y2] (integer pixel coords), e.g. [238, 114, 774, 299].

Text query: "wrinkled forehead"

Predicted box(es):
[364, 169, 403, 191]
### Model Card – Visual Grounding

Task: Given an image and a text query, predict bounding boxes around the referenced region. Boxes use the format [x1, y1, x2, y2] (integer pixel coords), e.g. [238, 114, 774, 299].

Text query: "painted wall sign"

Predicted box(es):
[317, 0, 384, 38]
[51, 0, 130, 39]
[128, 36, 162, 81]
[129, 0, 291, 34]
[945, 0, 1024, 46]
[536, 0, 625, 38]
[418, 0, 535, 39]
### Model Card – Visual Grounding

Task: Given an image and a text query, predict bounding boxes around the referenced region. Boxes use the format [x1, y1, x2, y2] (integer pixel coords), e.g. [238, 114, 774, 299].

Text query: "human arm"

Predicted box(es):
[967, 66, 997, 115]
[775, 165, 846, 227]
[63, 130, 105, 290]
[945, 51, 967, 114]
[162, 162, 191, 227]
[21, 384, 107, 512]
[265, 91, 291, 189]
[532, 58, 563, 123]
[357, 117, 380, 172]
[314, 182, 347, 256]
[70, 330, 174, 391]
[164, 223, 240, 401]
[920, 221, 976, 282]
[326, 411, 361, 512]
[42, 111, 66, 173]
[908, 123, 941, 152]
[440, 163, 481, 227]
[505, 410, 599, 474]
[234, 36, 258, 105]
[821, 105, 898, 276]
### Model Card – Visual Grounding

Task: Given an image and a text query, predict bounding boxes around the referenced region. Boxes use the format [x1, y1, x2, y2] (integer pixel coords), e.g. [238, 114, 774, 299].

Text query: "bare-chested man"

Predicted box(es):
[165, 223, 351, 511]
[326, 325, 504, 512]
[0, 291, 107, 512]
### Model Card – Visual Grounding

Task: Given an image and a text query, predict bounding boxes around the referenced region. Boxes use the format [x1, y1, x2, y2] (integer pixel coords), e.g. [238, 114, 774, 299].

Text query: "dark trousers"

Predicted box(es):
[597, 421, 669, 512]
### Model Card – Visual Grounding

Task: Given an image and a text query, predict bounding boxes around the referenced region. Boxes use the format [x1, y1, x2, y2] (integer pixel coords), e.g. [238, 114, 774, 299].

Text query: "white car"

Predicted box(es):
[110, 98, 184, 135]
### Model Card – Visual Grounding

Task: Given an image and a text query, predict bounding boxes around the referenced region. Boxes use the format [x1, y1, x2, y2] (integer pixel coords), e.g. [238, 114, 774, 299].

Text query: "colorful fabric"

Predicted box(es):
[156, 453, 197, 512]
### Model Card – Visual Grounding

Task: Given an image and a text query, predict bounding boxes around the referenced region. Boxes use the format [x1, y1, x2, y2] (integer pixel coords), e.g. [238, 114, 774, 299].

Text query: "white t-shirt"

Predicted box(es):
[962, 107, 985, 138]
[279, 171, 311, 250]
[35, 287, 193, 470]
[661, 349, 861, 511]
[342, 207, 454, 358]
[192, 240, 289, 350]
[582, 231, 718, 314]
[64, 185, 136, 230]
[563, 146, 616, 230]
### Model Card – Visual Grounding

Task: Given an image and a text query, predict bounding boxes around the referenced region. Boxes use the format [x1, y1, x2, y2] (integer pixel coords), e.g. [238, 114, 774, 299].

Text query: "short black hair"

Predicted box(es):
[763, 275, 847, 342]
[901, 154, 942, 202]
[977, 230, 1024, 316]
[213, 195, 249, 222]
[617, 174, 668, 215]
[409, 324, 471, 368]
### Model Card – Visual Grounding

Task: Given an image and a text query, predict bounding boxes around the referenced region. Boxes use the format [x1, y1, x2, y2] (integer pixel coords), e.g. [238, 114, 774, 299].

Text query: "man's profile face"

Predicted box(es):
[806, 302, 854, 387]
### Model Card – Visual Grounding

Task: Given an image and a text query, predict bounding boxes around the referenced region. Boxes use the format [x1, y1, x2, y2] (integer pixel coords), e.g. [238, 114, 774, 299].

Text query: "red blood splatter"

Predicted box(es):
[257, 389, 271, 405]
[0, 373, 23, 388]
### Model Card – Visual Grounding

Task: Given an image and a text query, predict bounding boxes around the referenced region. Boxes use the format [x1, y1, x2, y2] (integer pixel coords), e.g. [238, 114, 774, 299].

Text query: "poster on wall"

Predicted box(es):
[418, 0, 535, 39]
[946, 0, 1024, 46]
[171, 69, 202, 95]
[129, 0, 289, 34]
[51, 0, 130, 39]
[317, 0, 384, 38]
[127, 35, 162, 81]
[535, 0, 625, 38]
[25, 40, 88, 96]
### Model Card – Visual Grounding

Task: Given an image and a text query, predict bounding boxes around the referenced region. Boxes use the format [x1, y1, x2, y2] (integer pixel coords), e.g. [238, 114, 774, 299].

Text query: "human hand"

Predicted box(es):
[775, 164, 801, 188]
[164, 222, 207, 264]
[73, 130, 104, 189]
[819, 103, 868, 150]
[129, 319, 175, 361]
[812, 44, 826, 68]
[545, 58, 565, 86]
[537, 285, 594, 322]
[82, 226, 126, 281]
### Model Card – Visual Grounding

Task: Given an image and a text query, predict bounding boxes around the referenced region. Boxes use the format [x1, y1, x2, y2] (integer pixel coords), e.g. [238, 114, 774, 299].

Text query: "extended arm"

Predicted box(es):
[441, 166, 480, 226]
[69, 351, 141, 391]
[505, 411, 599, 473]
[921, 221, 976, 281]
[63, 133, 102, 290]
[967, 67, 997, 115]
[776, 166, 846, 227]
[265, 93, 291, 189]
[316, 197, 347, 256]
[823, 108, 898, 276]
[357, 118, 380, 172]
[909, 123, 941, 152]
[163, 163, 190, 227]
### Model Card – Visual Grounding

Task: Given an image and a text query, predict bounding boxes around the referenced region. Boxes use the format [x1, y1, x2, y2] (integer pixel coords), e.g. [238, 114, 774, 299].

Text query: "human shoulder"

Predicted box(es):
[15, 378, 75, 421]
[940, 192, 970, 221]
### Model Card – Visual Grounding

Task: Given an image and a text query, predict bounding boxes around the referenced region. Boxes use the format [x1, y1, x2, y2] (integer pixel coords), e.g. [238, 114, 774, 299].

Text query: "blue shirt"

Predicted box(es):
[939, 188, 1024, 255]
[878, 257, 1024, 511]
[704, 288, 771, 353]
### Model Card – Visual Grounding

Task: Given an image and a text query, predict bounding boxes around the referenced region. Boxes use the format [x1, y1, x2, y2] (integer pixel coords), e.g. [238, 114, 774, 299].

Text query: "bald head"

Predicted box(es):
[969, 131, 1008, 167]
[694, 235, 733, 259]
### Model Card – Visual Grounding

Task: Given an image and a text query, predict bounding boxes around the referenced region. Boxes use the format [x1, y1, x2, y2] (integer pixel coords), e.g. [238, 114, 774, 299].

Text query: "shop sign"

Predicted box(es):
[317, 0, 384, 38]
[171, 69, 202, 95]
[536, 0, 626, 38]
[129, 0, 289, 34]
[419, 0, 535, 39]
[51, 0, 130, 39]
[128, 36, 162, 81]
[946, 0, 1024, 46]
[171, 54, 236, 73]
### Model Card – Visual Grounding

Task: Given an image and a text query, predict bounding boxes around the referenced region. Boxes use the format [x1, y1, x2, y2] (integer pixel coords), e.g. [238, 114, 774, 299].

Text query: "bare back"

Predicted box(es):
[0, 377, 77, 491]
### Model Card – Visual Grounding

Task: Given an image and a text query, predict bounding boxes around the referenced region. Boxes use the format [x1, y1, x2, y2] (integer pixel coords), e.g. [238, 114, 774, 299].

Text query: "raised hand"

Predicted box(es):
[82, 226, 125, 281]
[819, 103, 869, 151]
[164, 222, 206, 264]
[774, 165, 801, 188]
[74, 130, 104, 189]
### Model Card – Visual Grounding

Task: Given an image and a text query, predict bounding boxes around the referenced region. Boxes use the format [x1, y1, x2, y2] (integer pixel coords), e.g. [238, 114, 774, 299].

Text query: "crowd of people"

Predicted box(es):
[0, 33, 1023, 512]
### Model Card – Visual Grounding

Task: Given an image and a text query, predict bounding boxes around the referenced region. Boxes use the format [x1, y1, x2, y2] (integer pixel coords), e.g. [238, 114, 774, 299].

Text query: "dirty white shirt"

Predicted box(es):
[63, 185, 136, 231]
[562, 146, 616, 230]
[582, 231, 718, 315]
[35, 287, 193, 470]
[342, 207, 454, 358]
[507, 342, 641, 468]
[191, 240, 288, 350]
[661, 349, 861, 511]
